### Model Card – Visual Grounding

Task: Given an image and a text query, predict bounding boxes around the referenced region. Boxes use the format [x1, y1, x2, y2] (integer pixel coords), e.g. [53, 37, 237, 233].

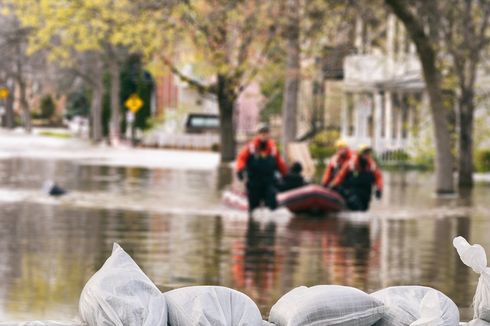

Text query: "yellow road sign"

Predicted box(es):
[125, 94, 143, 113]
[0, 87, 9, 100]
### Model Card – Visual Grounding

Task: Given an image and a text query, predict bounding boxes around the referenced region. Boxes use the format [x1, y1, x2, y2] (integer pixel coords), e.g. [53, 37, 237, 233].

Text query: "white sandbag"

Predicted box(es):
[464, 319, 490, 326]
[410, 290, 443, 326]
[371, 286, 459, 326]
[268, 285, 385, 326]
[0, 322, 82, 326]
[453, 236, 490, 321]
[79, 243, 166, 326]
[164, 286, 263, 326]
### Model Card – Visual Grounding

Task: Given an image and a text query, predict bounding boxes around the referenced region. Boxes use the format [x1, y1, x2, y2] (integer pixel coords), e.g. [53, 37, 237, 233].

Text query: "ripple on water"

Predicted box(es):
[0, 160, 487, 321]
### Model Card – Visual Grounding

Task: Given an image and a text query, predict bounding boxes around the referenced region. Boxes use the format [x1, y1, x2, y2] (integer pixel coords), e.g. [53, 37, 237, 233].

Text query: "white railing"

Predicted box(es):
[142, 132, 219, 150]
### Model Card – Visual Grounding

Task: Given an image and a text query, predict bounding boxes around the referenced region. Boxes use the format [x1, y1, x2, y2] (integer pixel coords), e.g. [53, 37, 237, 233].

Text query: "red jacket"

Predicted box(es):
[331, 154, 383, 191]
[236, 137, 288, 176]
[322, 149, 353, 186]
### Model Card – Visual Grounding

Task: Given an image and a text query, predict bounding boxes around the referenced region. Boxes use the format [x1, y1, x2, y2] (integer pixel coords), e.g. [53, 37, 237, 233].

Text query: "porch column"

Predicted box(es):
[341, 92, 348, 139]
[373, 91, 383, 152]
[396, 93, 403, 146]
[385, 91, 393, 146]
[353, 93, 360, 139]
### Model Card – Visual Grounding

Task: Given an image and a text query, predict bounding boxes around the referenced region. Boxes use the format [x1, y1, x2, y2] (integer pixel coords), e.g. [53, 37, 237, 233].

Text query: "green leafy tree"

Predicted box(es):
[12, 0, 143, 143]
[132, 0, 280, 162]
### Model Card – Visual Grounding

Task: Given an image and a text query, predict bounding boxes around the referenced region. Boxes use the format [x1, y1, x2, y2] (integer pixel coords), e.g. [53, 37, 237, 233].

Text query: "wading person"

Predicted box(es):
[330, 144, 383, 211]
[236, 124, 288, 212]
[321, 139, 353, 187]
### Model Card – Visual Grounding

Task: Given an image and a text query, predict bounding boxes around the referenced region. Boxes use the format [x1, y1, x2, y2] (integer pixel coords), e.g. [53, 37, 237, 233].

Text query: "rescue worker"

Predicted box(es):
[321, 139, 353, 187]
[236, 124, 288, 212]
[330, 144, 383, 211]
[278, 161, 307, 192]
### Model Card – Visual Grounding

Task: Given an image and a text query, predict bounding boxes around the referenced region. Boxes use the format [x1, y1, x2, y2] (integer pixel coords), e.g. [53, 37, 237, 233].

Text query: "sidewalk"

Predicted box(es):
[0, 129, 220, 170]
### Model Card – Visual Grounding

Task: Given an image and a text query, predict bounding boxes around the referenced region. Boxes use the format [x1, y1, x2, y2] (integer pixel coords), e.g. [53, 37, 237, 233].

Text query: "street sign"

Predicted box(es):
[124, 94, 143, 113]
[126, 111, 135, 123]
[0, 87, 9, 100]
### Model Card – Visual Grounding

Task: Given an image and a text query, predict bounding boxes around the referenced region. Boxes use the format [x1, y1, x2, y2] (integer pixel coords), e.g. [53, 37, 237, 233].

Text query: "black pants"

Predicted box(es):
[247, 182, 278, 212]
[334, 187, 372, 212]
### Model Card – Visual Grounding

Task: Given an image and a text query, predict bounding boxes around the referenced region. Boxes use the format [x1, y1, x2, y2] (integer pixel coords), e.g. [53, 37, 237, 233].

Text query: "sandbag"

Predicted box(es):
[453, 236, 490, 322]
[371, 286, 459, 326]
[268, 285, 385, 326]
[410, 290, 443, 326]
[79, 243, 166, 326]
[464, 319, 490, 326]
[0, 322, 82, 326]
[164, 286, 263, 326]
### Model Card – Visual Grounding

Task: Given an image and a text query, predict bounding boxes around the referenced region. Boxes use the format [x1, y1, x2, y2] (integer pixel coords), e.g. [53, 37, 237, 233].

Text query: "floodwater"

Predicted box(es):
[0, 157, 489, 322]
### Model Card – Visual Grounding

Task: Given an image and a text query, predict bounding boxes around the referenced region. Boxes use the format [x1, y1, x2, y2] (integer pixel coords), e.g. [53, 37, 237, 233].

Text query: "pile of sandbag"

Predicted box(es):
[261, 284, 459, 326]
[453, 236, 490, 326]
[6, 237, 490, 326]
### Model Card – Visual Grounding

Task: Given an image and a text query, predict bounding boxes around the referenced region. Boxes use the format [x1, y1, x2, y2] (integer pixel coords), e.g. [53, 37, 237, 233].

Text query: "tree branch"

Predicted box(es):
[159, 54, 215, 94]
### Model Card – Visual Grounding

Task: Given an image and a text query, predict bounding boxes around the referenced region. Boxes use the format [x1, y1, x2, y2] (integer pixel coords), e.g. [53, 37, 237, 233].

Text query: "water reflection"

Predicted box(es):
[0, 159, 488, 321]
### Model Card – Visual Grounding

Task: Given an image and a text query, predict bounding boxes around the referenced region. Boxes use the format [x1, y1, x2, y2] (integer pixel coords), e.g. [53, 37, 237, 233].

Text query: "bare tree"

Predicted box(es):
[439, 1, 490, 188]
[281, 0, 300, 153]
[0, 13, 43, 133]
[385, 0, 455, 194]
[153, 0, 279, 162]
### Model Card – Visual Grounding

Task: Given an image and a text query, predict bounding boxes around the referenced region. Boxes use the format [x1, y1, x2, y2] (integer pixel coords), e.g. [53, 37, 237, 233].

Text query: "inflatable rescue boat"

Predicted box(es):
[223, 184, 345, 214]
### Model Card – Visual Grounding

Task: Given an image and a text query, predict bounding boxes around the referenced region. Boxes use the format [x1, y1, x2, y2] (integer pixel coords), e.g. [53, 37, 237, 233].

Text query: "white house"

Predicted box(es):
[341, 15, 429, 155]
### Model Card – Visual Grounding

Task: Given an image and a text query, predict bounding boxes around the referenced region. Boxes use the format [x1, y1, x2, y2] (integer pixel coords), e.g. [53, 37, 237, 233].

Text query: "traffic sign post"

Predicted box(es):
[0, 87, 9, 100]
[0, 87, 8, 126]
[125, 94, 144, 146]
[125, 94, 143, 113]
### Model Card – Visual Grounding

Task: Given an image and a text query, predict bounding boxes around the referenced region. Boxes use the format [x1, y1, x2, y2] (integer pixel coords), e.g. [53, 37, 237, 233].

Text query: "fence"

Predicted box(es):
[142, 132, 220, 150]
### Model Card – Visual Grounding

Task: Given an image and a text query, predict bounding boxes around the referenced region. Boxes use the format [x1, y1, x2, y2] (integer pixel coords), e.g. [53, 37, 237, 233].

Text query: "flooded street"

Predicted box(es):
[0, 142, 489, 321]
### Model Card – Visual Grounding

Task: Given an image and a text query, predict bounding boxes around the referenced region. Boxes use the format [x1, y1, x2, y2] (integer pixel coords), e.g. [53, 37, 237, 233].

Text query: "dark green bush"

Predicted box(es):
[40, 95, 56, 120]
[475, 149, 490, 172]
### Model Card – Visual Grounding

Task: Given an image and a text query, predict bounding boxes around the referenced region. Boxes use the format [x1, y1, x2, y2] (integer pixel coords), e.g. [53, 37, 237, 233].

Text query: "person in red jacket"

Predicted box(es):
[236, 124, 288, 212]
[322, 139, 353, 187]
[330, 144, 383, 211]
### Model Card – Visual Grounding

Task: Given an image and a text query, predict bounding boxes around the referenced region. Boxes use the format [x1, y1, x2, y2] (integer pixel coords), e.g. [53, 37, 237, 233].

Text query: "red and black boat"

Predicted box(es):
[223, 184, 345, 214]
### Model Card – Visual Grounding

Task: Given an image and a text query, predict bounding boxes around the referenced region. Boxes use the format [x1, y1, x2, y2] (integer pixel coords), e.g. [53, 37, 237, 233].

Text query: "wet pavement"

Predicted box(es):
[0, 151, 488, 321]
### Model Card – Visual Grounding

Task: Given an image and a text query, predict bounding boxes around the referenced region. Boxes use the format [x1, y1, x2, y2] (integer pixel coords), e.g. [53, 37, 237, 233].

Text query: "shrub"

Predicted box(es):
[311, 130, 340, 148]
[40, 95, 56, 120]
[475, 149, 490, 172]
[309, 130, 340, 163]
[309, 143, 336, 162]
[211, 143, 220, 152]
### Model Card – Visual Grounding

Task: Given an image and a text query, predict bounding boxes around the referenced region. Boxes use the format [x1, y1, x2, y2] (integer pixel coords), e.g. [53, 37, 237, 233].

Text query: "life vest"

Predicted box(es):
[344, 157, 377, 191]
[246, 142, 279, 184]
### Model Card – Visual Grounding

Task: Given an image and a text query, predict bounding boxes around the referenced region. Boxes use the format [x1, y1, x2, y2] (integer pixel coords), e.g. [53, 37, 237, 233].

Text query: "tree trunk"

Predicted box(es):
[4, 79, 14, 129]
[17, 77, 31, 133]
[216, 74, 237, 163]
[426, 82, 454, 193]
[15, 43, 31, 133]
[458, 91, 474, 188]
[312, 57, 325, 131]
[281, 0, 300, 154]
[109, 59, 121, 145]
[91, 61, 104, 142]
[385, 0, 455, 194]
